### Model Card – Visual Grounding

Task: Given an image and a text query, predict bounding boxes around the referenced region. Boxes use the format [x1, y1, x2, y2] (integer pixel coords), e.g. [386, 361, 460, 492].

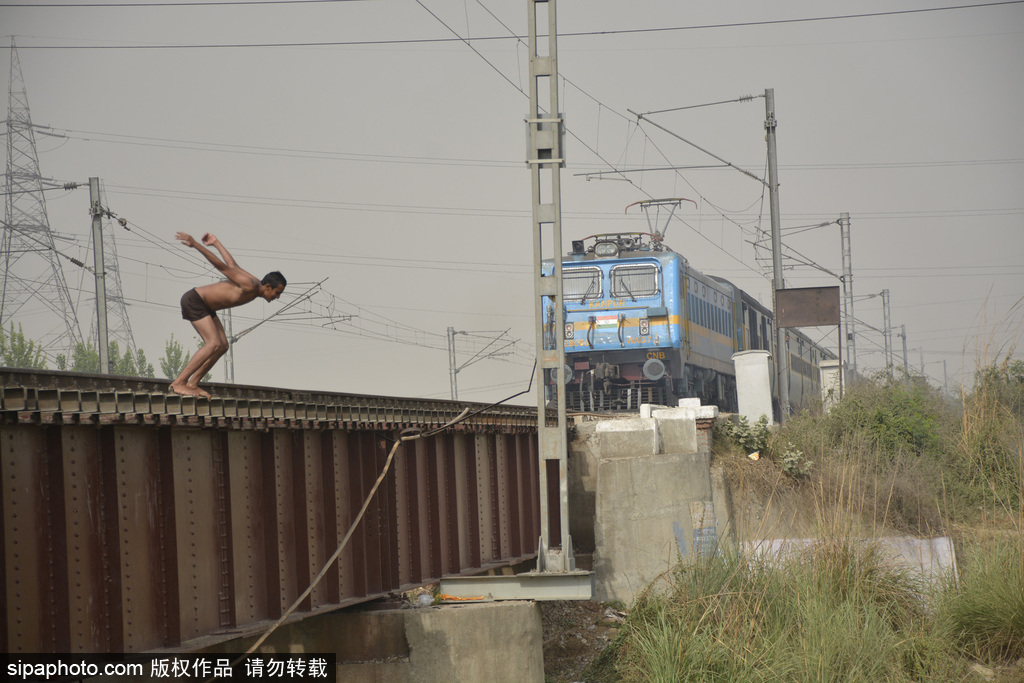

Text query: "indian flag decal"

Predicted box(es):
[595, 315, 618, 329]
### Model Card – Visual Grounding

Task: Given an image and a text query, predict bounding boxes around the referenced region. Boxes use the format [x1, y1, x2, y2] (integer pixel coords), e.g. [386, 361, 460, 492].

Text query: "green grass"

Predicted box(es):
[938, 531, 1024, 664]
[591, 540, 986, 682]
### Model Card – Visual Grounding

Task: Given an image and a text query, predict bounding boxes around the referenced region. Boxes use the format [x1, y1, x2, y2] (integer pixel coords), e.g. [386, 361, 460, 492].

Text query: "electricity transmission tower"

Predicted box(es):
[2, 39, 83, 354]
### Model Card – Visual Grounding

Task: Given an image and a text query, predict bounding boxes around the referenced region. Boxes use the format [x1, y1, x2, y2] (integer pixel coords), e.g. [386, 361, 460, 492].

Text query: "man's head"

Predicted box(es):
[260, 271, 287, 301]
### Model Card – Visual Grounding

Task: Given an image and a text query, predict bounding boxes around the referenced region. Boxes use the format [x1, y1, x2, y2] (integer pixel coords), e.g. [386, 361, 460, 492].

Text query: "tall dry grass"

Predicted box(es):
[590, 318, 1023, 680]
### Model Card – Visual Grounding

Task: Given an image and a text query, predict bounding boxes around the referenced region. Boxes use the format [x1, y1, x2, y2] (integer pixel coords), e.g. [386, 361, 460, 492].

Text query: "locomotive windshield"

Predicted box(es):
[564, 267, 602, 302]
[611, 264, 659, 299]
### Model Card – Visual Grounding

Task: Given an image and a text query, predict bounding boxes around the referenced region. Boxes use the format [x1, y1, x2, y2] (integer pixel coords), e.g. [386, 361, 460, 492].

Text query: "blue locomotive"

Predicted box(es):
[545, 228, 834, 416]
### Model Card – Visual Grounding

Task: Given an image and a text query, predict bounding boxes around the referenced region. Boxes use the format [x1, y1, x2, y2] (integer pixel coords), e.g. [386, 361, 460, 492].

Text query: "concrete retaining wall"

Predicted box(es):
[196, 601, 544, 683]
[570, 401, 721, 604]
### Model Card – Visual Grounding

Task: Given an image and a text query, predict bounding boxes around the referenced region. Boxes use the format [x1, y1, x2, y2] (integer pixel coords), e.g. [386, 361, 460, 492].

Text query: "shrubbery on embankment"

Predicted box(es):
[585, 356, 1023, 682]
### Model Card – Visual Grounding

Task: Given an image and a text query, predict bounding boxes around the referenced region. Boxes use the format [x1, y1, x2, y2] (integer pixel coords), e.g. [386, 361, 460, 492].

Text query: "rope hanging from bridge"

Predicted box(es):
[232, 407, 470, 664]
[232, 360, 536, 663]
[231, 361, 536, 666]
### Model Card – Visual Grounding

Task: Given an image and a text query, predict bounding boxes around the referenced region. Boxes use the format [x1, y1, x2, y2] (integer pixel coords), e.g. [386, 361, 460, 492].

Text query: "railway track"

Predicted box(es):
[0, 368, 541, 431]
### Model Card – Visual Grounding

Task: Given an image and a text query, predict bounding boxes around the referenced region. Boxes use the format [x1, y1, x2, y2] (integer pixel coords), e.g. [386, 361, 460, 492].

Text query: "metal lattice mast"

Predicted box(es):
[528, 0, 574, 573]
[2, 39, 83, 353]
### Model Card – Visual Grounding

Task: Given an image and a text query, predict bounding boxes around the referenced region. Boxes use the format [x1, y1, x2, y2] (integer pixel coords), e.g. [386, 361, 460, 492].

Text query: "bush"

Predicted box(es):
[820, 373, 952, 457]
[715, 414, 770, 455]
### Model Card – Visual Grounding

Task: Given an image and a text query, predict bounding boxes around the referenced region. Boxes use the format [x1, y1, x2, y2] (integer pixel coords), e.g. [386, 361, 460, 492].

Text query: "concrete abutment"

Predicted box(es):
[195, 601, 544, 683]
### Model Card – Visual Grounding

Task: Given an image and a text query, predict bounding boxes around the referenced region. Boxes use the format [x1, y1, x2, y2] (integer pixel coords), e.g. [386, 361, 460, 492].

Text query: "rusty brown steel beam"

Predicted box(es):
[1, 370, 543, 653]
[1, 369, 540, 433]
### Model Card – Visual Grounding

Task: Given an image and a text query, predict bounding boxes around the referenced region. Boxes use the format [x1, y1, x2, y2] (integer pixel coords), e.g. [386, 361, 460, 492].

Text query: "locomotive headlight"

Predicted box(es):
[643, 358, 667, 381]
[594, 241, 619, 258]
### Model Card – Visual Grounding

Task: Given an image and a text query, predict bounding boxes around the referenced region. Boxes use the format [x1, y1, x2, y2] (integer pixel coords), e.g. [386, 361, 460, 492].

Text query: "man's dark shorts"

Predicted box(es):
[180, 288, 217, 322]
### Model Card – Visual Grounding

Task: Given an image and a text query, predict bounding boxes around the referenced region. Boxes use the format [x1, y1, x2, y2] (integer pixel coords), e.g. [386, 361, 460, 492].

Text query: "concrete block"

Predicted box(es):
[594, 453, 686, 603]
[639, 402, 674, 418]
[199, 600, 544, 683]
[594, 417, 661, 458]
[692, 405, 719, 420]
[593, 450, 715, 604]
[399, 602, 543, 683]
[651, 406, 698, 454]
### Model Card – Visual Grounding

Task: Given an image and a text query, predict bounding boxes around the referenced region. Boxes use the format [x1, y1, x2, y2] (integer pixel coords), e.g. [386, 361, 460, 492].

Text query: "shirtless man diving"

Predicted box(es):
[170, 232, 286, 398]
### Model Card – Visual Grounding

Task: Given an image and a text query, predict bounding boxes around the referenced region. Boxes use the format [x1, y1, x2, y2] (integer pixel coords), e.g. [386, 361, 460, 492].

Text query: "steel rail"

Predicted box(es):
[0, 368, 541, 431]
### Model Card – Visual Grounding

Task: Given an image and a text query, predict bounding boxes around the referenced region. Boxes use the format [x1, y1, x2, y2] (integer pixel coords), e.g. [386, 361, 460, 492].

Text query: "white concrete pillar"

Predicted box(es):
[732, 350, 774, 424]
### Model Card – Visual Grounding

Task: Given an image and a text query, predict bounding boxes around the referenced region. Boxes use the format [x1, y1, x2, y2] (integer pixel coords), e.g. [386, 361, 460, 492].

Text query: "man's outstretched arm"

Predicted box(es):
[177, 232, 258, 291]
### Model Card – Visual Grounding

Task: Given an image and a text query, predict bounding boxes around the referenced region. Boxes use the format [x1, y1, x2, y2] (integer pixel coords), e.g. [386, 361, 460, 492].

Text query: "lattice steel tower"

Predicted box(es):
[2, 39, 83, 353]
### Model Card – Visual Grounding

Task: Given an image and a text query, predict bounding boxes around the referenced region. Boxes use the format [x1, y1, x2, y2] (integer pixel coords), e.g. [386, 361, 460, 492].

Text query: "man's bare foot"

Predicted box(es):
[169, 383, 195, 396]
[187, 385, 211, 399]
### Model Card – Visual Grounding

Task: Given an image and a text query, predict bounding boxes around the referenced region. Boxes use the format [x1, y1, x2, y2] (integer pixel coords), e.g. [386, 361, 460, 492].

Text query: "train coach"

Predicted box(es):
[543, 230, 835, 417]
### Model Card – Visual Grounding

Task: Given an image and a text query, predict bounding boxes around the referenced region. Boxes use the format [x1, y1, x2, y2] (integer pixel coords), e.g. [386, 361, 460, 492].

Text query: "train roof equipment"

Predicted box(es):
[569, 198, 699, 261]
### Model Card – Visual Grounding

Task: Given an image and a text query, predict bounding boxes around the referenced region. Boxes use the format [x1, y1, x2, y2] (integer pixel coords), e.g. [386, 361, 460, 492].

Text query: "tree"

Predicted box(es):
[159, 334, 211, 382]
[55, 341, 156, 377]
[108, 341, 155, 378]
[0, 323, 47, 369]
[57, 342, 101, 372]
[160, 334, 187, 379]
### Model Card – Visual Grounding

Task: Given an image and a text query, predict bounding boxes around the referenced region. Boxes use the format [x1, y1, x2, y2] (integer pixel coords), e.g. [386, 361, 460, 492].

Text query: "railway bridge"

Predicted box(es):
[0, 369, 549, 654]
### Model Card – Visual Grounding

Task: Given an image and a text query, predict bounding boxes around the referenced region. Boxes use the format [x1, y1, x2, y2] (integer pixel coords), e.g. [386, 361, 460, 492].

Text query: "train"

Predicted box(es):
[543, 216, 835, 417]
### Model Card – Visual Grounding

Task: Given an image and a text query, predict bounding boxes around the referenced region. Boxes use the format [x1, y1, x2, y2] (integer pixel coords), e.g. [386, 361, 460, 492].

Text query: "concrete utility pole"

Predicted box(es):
[447, 326, 460, 400]
[900, 324, 908, 374]
[225, 309, 235, 383]
[528, 0, 574, 573]
[765, 89, 789, 422]
[89, 177, 110, 373]
[882, 288, 892, 376]
[839, 212, 856, 376]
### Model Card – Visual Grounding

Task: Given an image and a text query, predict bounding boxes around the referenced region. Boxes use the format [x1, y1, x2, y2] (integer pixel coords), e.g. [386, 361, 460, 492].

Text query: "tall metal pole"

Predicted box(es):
[839, 212, 856, 376]
[447, 326, 458, 400]
[528, 0, 573, 573]
[881, 288, 892, 377]
[89, 177, 110, 373]
[765, 89, 789, 423]
[224, 308, 235, 383]
[900, 324, 908, 375]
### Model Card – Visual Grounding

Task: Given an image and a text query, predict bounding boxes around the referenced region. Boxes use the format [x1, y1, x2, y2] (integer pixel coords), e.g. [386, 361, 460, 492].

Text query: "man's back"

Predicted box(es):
[195, 278, 260, 311]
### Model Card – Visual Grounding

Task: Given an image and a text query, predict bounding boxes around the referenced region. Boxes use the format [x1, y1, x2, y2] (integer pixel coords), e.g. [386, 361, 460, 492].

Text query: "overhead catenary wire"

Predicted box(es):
[10, 1, 1024, 47]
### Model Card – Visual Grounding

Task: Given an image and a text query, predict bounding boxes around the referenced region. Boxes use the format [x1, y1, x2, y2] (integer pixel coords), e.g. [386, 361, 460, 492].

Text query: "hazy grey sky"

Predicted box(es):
[3, 0, 1023, 403]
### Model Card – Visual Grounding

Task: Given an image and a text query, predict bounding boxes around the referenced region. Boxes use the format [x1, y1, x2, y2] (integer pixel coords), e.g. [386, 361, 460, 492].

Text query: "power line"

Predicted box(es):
[10, 2, 1024, 48]
[28, 125, 1022, 176]
[1, 0, 364, 7]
